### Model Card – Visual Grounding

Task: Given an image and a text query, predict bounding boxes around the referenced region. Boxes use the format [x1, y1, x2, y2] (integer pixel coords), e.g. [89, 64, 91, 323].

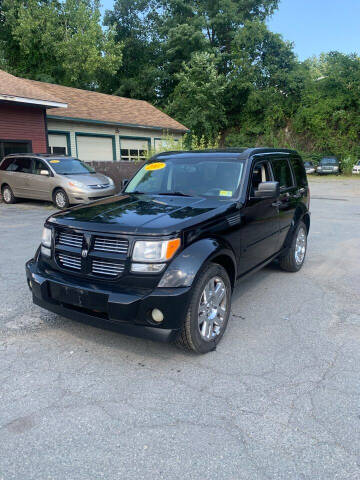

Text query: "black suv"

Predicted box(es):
[26, 148, 310, 354]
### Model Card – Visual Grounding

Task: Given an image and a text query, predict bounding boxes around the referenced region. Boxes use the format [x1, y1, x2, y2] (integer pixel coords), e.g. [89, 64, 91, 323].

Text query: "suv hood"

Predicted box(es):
[49, 194, 231, 235]
[62, 173, 110, 186]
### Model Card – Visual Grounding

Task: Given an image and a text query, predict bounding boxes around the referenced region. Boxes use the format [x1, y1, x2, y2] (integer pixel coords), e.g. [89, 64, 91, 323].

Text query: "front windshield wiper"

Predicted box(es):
[157, 191, 192, 197]
[127, 190, 145, 195]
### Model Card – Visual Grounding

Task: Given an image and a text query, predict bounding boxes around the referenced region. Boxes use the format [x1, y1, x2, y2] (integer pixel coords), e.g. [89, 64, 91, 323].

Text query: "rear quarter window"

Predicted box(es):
[271, 158, 294, 190]
[0, 158, 14, 171]
[290, 157, 308, 187]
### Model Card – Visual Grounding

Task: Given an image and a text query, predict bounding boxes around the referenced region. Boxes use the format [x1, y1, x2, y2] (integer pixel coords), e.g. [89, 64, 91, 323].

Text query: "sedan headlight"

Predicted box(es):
[132, 239, 181, 262]
[41, 227, 52, 247]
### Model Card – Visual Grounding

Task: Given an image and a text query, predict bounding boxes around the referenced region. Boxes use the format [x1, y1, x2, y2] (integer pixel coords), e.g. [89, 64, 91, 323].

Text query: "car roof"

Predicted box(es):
[151, 147, 297, 161]
[4, 153, 74, 159]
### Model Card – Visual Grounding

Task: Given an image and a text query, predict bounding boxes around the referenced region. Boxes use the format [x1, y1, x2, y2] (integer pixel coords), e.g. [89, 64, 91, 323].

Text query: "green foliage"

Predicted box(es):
[167, 52, 227, 142]
[0, 0, 122, 89]
[145, 133, 220, 160]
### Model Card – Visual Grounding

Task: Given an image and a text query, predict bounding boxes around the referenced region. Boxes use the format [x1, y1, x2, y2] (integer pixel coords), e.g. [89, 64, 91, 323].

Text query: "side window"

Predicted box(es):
[271, 159, 294, 190]
[33, 159, 50, 175]
[250, 161, 271, 196]
[1, 158, 15, 171]
[8, 157, 32, 173]
[290, 156, 307, 187]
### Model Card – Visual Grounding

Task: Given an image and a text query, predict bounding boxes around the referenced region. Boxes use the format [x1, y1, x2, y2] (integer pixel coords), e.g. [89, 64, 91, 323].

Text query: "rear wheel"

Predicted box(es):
[279, 221, 307, 272]
[53, 189, 69, 209]
[175, 263, 231, 354]
[1, 185, 16, 204]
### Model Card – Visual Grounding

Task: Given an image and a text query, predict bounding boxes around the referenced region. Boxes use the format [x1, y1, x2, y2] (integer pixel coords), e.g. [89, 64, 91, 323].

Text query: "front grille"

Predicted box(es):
[92, 260, 125, 277]
[58, 231, 83, 248]
[58, 254, 82, 270]
[54, 227, 128, 279]
[89, 184, 110, 190]
[93, 236, 128, 254]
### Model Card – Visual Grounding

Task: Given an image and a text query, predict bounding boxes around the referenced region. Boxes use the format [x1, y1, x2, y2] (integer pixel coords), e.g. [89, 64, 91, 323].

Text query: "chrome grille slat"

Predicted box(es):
[92, 260, 124, 277]
[93, 237, 128, 254]
[58, 254, 82, 270]
[58, 231, 83, 249]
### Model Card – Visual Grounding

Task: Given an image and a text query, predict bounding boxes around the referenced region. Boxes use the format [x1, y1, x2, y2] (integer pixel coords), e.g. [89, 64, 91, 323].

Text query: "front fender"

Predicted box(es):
[158, 238, 236, 288]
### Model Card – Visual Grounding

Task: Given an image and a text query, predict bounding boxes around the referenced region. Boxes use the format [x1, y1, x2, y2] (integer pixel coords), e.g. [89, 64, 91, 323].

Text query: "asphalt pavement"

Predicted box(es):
[0, 177, 360, 480]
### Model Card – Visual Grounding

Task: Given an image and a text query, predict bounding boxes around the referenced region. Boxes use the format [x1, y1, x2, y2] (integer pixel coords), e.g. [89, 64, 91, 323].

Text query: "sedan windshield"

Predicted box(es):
[47, 157, 95, 175]
[125, 157, 245, 198]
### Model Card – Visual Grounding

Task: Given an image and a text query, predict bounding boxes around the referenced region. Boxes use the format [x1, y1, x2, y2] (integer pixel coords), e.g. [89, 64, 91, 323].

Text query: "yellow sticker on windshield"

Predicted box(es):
[145, 162, 166, 171]
[50, 160, 60, 164]
[220, 190, 232, 197]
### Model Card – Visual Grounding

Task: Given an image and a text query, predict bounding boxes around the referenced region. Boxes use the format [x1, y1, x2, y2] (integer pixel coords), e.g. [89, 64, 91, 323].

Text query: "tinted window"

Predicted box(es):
[0, 158, 15, 171]
[250, 161, 271, 196]
[271, 159, 294, 189]
[33, 159, 50, 175]
[6, 157, 32, 173]
[320, 158, 338, 164]
[290, 157, 308, 187]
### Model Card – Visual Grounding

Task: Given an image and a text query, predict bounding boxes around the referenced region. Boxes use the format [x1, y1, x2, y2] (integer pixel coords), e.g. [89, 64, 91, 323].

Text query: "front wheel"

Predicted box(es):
[279, 221, 307, 272]
[53, 189, 69, 209]
[175, 263, 231, 354]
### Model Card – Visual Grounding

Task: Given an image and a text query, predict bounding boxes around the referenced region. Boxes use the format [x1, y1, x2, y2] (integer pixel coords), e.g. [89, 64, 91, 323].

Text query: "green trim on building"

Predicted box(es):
[47, 115, 189, 134]
[48, 130, 72, 156]
[75, 132, 117, 161]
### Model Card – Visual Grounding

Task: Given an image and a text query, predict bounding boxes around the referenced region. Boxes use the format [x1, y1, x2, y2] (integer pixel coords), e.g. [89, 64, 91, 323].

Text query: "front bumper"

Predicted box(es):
[26, 258, 192, 342]
[67, 186, 116, 204]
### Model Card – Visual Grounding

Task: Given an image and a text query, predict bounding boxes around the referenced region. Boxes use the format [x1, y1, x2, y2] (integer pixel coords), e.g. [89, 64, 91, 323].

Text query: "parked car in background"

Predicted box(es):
[26, 148, 310, 354]
[316, 157, 340, 175]
[352, 160, 360, 174]
[304, 161, 315, 174]
[0, 154, 116, 209]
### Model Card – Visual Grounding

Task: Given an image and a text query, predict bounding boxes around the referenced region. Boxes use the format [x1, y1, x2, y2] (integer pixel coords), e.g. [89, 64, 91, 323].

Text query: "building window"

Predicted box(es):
[121, 148, 147, 162]
[50, 146, 67, 155]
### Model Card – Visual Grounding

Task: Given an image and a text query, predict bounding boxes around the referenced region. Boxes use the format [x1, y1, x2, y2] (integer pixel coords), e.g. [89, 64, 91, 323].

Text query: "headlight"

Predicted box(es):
[132, 238, 181, 262]
[68, 180, 85, 189]
[107, 177, 114, 186]
[334, 166, 339, 171]
[41, 227, 52, 247]
[317, 166, 322, 171]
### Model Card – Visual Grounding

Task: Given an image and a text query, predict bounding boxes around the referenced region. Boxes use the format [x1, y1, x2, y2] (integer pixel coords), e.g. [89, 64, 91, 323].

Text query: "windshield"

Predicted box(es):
[304, 162, 313, 167]
[320, 158, 338, 164]
[47, 157, 95, 175]
[125, 157, 245, 199]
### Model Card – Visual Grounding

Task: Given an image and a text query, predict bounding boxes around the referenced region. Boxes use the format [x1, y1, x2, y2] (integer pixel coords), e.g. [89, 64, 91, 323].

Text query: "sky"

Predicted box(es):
[100, 0, 360, 61]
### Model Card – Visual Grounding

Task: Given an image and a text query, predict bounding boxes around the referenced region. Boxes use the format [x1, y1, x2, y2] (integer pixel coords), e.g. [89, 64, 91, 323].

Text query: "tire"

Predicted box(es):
[175, 263, 232, 354]
[53, 188, 69, 209]
[1, 184, 16, 204]
[279, 221, 307, 272]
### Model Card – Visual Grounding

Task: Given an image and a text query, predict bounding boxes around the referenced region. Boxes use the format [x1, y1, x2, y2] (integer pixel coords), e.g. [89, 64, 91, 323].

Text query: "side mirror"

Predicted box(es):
[254, 181, 279, 199]
[40, 169, 50, 176]
[122, 178, 129, 189]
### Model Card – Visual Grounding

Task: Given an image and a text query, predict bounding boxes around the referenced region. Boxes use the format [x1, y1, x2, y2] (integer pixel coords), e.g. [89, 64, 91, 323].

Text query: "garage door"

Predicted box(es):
[120, 138, 149, 161]
[48, 134, 68, 155]
[76, 135, 114, 162]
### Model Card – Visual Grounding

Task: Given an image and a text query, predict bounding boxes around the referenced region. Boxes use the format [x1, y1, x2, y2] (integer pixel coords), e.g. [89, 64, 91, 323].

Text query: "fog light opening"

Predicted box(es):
[151, 308, 164, 323]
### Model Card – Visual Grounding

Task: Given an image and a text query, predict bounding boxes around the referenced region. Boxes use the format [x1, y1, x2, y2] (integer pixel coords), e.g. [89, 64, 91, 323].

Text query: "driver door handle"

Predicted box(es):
[272, 201, 282, 208]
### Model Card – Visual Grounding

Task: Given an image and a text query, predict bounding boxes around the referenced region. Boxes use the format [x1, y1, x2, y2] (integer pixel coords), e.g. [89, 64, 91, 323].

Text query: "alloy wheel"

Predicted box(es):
[3, 188, 11, 203]
[56, 191, 66, 209]
[198, 276, 227, 341]
[295, 227, 307, 265]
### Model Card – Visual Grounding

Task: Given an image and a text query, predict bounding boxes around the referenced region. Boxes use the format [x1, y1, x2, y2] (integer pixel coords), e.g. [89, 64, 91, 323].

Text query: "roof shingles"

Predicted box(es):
[26, 79, 188, 132]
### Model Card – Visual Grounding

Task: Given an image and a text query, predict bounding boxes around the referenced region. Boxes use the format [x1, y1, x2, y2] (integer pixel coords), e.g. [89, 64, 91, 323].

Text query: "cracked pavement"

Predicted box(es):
[0, 178, 360, 480]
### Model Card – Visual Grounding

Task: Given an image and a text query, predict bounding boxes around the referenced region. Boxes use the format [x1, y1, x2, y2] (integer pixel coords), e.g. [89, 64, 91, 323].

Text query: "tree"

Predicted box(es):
[0, 0, 122, 89]
[167, 52, 227, 141]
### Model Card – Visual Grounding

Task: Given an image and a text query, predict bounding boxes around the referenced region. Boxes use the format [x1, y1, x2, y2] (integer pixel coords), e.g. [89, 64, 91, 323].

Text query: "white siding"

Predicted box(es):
[47, 119, 184, 161]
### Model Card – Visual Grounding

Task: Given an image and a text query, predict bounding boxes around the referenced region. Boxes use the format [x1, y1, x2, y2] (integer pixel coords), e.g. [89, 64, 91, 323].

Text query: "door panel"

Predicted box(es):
[270, 158, 297, 247]
[5, 157, 32, 197]
[28, 159, 53, 200]
[239, 160, 280, 274]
